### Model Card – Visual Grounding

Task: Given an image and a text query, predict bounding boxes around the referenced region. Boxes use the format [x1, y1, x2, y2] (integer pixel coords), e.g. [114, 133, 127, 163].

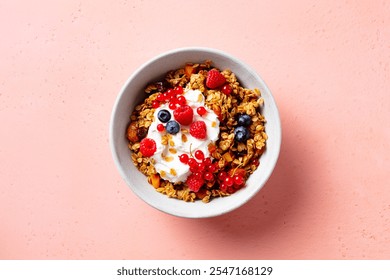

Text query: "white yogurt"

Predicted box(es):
[147, 89, 220, 183]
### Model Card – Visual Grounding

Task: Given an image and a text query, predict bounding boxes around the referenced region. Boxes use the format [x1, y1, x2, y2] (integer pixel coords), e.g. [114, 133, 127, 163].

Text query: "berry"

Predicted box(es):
[218, 171, 228, 181]
[179, 154, 189, 164]
[197, 106, 207, 116]
[194, 150, 204, 160]
[190, 165, 198, 173]
[228, 168, 246, 178]
[157, 124, 165, 132]
[157, 109, 171, 123]
[186, 173, 204, 192]
[193, 172, 203, 179]
[206, 69, 226, 89]
[188, 158, 198, 168]
[173, 105, 193, 125]
[207, 162, 218, 173]
[233, 175, 244, 186]
[152, 100, 160, 108]
[174, 85, 184, 94]
[197, 162, 206, 172]
[221, 84, 232, 95]
[165, 120, 180, 135]
[220, 183, 228, 192]
[162, 92, 170, 101]
[234, 126, 250, 142]
[189, 121, 207, 139]
[166, 89, 174, 98]
[251, 158, 260, 167]
[237, 114, 251, 127]
[176, 95, 187, 106]
[203, 157, 212, 167]
[139, 138, 156, 157]
[224, 176, 234, 187]
[169, 102, 177, 110]
[204, 172, 214, 181]
[157, 93, 165, 101]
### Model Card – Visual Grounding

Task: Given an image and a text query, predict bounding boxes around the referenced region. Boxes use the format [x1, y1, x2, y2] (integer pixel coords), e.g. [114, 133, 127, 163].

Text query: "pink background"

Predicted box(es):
[1, 0, 389, 259]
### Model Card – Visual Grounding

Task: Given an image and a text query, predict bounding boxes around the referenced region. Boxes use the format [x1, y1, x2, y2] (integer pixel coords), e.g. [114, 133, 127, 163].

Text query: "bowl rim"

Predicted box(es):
[109, 47, 282, 218]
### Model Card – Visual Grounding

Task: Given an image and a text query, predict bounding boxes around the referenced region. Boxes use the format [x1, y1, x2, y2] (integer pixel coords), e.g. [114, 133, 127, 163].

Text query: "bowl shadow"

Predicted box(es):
[172, 108, 311, 250]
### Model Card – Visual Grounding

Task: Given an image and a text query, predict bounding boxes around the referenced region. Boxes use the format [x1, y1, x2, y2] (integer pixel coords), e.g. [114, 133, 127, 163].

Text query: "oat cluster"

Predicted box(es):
[126, 61, 267, 203]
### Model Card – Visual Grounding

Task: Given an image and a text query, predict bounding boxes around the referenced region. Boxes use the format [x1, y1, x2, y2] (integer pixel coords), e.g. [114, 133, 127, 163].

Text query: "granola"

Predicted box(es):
[127, 61, 267, 202]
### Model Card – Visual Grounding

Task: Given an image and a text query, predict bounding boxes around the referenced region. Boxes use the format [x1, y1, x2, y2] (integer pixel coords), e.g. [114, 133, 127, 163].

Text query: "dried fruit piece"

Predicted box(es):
[184, 64, 196, 78]
[127, 122, 139, 143]
[222, 152, 234, 162]
[148, 174, 160, 188]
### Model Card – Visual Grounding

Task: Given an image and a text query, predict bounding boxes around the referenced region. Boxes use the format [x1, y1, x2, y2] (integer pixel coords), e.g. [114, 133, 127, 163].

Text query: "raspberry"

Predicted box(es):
[186, 173, 204, 192]
[206, 69, 226, 89]
[139, 138, 156, 157]
[190, 121, 207, 139]
[173, 105, 193, 125]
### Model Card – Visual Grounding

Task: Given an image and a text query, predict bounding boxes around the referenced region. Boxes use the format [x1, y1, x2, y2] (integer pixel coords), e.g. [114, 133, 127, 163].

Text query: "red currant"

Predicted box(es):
[157, 93, 165, 101]
[193, 172, 202, 179]
[233, 175, 244, 186]
[224, 176, 234, 187]
[221, 84, 232, 95]
[208, 162, 218, 173]
[220, 183, 228, 192]
[204, 172, 214, 181]
[194, 150, 204, 160]
[167, 89, 174, 98]
[190, 165, 198, 173]
[157, 124, 165, 132]
[188, 158, 198, 168]
[251, 158, 260, 167]
[197, 162, 206, 172]
[203, 157, 212, 167]
[218, 171, 228, 181]
[168, 102, 177, 110]
[179, 154, 189, 164]
[162, 92, 170, 101]
[174, 85, 184, 94]
[177, 95, 186, 106]
[152, 101, 160, 108]
[227, 186, 235, 193]
[197, 106, 207, 116]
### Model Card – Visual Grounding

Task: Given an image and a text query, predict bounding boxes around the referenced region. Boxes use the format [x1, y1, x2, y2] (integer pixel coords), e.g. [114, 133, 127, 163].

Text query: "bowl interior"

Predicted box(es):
[110, 47, 281, 218]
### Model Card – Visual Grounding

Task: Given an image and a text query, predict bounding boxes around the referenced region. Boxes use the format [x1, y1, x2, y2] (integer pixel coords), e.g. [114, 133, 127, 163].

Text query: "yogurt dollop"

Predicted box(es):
[147, 89, 220, 183]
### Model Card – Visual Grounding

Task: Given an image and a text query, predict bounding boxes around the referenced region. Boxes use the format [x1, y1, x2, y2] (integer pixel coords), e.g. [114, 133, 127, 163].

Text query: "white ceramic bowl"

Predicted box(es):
[110, 47, 281, 218]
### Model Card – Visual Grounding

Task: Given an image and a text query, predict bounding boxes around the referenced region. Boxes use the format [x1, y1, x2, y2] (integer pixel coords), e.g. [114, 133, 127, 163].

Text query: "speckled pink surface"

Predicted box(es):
[1, 0, 389, 259]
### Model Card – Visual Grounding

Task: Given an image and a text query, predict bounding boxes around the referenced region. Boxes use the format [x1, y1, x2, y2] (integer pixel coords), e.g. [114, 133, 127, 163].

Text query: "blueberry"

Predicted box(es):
[237, 114, 252, 127]
[234, 126, 249, 142]
[166, 120, 180, 135]
[157, 109, 171, 123]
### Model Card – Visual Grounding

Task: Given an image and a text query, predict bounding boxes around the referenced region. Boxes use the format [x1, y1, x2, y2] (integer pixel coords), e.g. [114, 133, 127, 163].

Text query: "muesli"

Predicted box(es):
[126, 61, 267, 202]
